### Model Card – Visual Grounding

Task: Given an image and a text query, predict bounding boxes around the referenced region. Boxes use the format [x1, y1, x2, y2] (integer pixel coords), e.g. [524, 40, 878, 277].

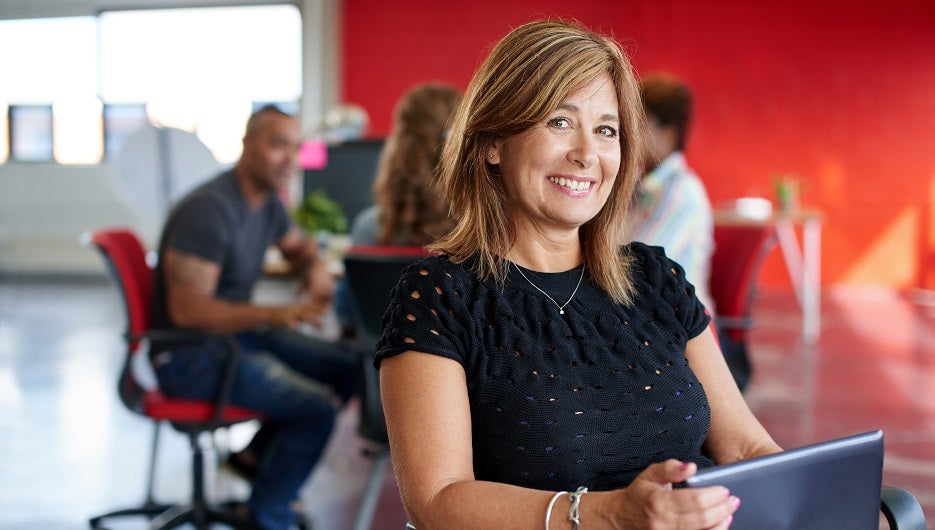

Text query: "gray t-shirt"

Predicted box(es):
[151, 170, 291, 329]
[349, 204, 379, 245]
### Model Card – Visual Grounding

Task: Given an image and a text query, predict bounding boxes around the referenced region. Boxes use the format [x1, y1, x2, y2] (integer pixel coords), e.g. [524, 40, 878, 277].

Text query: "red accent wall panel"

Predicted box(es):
[341, 0, 935, 289]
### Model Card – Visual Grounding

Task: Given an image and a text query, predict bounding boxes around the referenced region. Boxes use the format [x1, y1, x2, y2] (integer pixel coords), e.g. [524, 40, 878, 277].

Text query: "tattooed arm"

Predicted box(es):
[163, 248, 328, 334]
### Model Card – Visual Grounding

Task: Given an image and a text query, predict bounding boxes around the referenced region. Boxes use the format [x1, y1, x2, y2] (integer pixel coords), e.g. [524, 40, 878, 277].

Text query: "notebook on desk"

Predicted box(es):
[675, 430, 884, 530]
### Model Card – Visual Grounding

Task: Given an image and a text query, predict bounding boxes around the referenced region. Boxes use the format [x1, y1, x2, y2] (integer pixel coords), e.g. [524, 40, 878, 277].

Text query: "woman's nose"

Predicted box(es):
[568, 132, 598, 169]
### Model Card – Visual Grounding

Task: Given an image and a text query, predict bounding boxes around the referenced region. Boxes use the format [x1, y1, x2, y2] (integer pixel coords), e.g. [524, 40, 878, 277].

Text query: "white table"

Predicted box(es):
[714, 209, 822, 345]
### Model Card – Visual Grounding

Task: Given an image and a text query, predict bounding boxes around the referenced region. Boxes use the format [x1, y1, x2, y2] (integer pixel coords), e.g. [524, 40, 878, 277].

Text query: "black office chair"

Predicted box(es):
[342, 245, 432, 530]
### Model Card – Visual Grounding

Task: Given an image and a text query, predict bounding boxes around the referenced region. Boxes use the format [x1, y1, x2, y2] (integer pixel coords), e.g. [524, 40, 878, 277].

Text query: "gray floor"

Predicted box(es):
[0, 276, 408, 530]
[1, 275, 933, 529]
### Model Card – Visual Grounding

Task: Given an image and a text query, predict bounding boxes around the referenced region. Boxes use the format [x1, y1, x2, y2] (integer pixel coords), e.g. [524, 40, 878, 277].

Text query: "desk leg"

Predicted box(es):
[775, 220, 822, 345]
[802, 219, 821, 345]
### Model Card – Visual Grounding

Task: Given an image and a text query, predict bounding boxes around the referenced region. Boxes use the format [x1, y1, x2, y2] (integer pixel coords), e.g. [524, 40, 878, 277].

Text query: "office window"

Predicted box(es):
[99, 5, 302, 163]
[54, 97, 104, 164]
[0, 6, 302, 165]
[0, 17, 98, 103]
[9, 105, 54, 162]
[0, 16, 97, 164]
[103, 103, 148, 160]
[0, 105, 8, 163]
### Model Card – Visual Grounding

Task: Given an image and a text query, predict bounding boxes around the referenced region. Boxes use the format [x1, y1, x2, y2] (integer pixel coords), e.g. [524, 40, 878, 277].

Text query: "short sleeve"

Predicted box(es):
[628, 242, 710, 340]
[374, 257, 473, 368]
[269, 196, 292, 243]
[164, 193, 233, 264]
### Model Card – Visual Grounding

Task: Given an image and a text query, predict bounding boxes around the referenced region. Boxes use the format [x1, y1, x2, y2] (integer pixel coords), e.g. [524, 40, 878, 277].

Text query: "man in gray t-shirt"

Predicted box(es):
[151, 106, 356, 530]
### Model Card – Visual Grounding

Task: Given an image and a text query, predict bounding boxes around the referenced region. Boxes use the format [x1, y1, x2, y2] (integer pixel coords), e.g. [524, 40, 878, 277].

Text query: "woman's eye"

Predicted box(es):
[547, 117, 571, 129]
[597, 125, 618, 139]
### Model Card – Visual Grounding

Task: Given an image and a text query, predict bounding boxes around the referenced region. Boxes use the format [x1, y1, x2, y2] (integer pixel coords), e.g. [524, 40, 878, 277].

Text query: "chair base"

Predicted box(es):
[88, 500, 175, 528]
[90, 499, 313, 530]
[146, 502, 255, 530]
[89, 499, 255, 530]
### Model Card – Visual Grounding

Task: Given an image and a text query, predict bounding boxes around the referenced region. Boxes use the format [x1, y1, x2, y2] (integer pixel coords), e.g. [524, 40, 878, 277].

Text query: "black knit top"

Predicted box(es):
[375, 242, 714, 491]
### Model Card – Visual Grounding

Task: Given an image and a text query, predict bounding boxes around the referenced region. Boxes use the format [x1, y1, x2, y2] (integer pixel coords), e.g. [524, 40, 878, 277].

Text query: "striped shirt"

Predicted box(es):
[627, 152, 715, 312]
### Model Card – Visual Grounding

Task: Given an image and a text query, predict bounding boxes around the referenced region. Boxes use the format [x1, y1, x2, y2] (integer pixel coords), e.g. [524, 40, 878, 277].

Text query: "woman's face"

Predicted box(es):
[490, 72, 621, 236]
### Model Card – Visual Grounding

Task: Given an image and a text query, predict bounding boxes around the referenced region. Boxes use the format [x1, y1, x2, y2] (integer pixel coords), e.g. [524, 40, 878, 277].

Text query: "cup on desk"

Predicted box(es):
[324, 233, 352, 261]
[733, 197, 773, 220]
[314, 232, 352, 277]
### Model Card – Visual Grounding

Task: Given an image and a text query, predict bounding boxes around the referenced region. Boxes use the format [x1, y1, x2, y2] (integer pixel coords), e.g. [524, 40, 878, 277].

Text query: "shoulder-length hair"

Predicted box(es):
[373, 83, 462, 246]
[428, 18, 646, 305]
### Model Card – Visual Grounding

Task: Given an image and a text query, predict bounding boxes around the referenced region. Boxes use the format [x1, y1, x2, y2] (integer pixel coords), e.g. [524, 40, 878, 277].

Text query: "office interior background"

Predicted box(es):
[1, 0, 933, 290]
[1, 0, 933, 528]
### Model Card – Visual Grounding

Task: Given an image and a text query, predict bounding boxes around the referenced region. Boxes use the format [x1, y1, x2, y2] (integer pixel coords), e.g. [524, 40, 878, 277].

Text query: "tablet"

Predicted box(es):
[675, 430, 884, 530]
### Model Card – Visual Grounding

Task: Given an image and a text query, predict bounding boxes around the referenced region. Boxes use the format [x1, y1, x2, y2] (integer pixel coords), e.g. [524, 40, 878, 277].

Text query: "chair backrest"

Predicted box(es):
[88, 228, 153, 341]
[709, 223, 778, 343]
[343, 245, 433, 345]
[342, 245, 432, 444]
[86, 227, 154, 413]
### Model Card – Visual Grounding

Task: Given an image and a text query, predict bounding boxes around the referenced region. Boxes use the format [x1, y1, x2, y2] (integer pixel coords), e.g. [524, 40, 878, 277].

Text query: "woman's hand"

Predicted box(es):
[604, 460, 740, 529]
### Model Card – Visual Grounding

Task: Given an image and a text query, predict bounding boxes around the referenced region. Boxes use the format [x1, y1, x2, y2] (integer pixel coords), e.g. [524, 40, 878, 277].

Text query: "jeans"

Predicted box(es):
[153, 328, 357, 530]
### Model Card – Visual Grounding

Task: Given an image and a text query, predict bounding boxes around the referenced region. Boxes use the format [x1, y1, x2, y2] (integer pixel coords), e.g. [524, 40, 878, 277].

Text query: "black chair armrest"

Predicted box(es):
[211, 335, 244, 425]
[881, 486, 927, 530]
[136, 328, 219, 344]
[141, 329, 244, 426]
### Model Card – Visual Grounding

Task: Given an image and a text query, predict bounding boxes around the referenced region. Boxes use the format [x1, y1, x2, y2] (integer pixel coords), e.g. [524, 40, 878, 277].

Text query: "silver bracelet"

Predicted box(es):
[545, 490, 567, 530]
[567, 486, 588, 530]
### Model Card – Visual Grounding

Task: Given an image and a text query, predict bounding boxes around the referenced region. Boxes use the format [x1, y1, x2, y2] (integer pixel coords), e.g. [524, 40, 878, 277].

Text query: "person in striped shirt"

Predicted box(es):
[628, 73, 715, 312]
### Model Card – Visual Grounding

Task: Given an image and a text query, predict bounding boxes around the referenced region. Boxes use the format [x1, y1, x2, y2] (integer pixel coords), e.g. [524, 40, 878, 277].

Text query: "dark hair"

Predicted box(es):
[244, 104, 293, 137]
[640, 73, 693, 151]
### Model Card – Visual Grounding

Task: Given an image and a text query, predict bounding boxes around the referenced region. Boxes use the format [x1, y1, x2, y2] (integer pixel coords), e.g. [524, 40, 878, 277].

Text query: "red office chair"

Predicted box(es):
[84, 227, 267, 529]
[708, 223, 779, 391]
[342, 245, 433, 530]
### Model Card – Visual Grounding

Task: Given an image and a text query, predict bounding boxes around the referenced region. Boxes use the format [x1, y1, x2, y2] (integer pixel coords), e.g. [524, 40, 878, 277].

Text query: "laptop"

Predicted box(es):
[675, 430, 884, 530]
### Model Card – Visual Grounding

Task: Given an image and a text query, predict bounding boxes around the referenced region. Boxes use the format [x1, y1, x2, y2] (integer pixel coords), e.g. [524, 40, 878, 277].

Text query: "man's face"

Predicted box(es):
[241, 113, 302, 192]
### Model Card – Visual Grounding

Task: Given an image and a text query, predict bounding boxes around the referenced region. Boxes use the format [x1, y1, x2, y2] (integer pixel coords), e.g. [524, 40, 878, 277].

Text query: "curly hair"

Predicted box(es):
[373, 84, 462, 246]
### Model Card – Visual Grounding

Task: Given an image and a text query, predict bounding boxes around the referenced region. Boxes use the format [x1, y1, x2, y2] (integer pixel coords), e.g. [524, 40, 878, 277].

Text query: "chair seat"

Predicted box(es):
[143, 390, 262, 424]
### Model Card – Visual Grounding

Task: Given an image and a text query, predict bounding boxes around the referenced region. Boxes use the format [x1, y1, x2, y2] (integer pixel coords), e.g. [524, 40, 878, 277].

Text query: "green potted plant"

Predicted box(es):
[292, 188, 348, 236]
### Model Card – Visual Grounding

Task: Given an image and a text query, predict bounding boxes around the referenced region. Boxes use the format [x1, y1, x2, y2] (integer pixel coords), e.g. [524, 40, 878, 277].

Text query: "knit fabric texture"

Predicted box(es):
[375, 242, 714, 491]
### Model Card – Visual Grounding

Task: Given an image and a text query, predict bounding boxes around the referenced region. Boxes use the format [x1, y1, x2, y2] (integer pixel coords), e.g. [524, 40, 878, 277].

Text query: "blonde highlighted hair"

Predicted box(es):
[428, 19, 646, 304]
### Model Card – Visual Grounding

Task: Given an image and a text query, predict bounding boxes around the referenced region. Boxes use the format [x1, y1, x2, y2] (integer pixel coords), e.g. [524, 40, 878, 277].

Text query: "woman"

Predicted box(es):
[376, 19, 781, 529]
[338, 84, 461, 332]
[350, 83, 462, 246]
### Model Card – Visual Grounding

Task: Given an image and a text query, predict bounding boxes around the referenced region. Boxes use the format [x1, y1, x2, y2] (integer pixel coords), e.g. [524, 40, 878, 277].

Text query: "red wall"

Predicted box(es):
[341, 0, 935, 289]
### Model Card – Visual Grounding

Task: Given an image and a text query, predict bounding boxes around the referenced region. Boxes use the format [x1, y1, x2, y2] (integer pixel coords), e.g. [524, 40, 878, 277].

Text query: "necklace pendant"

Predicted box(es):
[512, 262, 585, 318]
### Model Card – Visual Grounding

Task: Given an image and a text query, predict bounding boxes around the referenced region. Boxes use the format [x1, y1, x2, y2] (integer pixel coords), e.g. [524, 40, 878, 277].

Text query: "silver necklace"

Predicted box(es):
[512, 262, 585, 315]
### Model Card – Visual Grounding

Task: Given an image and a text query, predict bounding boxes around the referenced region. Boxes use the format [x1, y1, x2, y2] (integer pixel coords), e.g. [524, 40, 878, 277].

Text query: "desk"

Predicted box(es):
[262, 240, 348, 278]
[714, 208, 822, 346]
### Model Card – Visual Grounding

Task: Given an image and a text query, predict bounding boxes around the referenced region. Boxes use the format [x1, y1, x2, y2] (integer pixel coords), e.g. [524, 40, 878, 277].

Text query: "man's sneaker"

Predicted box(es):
[219, 450, 257, 482]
